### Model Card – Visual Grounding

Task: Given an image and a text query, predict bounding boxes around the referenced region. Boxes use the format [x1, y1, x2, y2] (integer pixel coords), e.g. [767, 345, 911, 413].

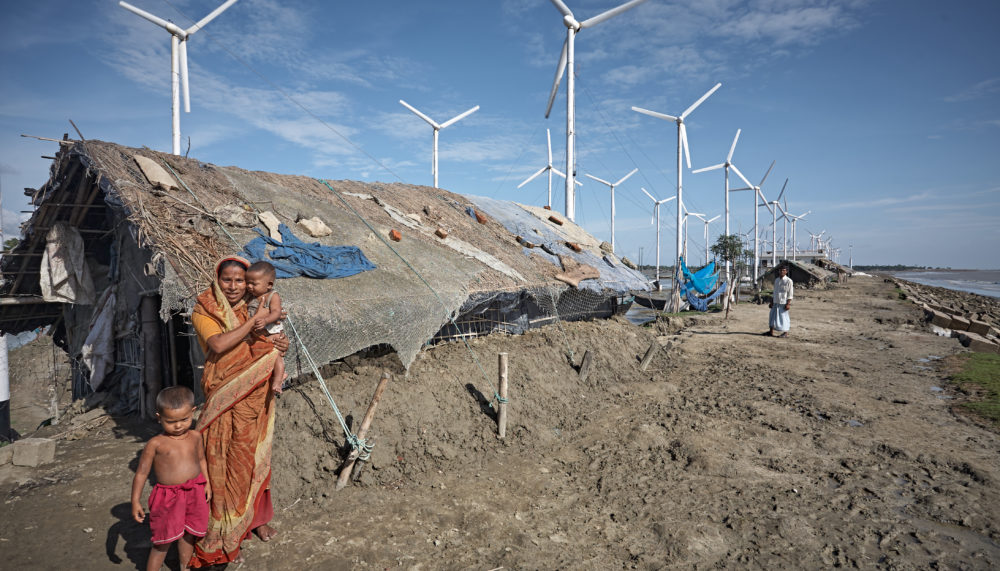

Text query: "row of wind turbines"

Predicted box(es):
[119, 0, 832, 310]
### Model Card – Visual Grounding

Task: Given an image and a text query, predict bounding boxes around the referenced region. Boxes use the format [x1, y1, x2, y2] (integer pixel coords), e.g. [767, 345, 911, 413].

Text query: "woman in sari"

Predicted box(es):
[189, 256, 288, 567]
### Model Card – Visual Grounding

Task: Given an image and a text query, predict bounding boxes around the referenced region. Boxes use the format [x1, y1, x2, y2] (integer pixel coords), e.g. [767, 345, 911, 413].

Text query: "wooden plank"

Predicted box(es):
[638, 340, 658, 371]
[578, 350, 593, 382]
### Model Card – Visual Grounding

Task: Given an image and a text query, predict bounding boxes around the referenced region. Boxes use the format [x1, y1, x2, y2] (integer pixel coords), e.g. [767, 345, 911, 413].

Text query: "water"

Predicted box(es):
[892, 270, 1000, 299]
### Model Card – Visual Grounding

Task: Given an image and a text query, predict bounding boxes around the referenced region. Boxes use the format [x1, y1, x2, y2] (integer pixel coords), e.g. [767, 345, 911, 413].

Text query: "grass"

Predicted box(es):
[950, 352, 1000, 424]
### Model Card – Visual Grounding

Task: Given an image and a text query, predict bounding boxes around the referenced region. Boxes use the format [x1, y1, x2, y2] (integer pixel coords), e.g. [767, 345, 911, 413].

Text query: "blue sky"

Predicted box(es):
[2, 0, 998, 269]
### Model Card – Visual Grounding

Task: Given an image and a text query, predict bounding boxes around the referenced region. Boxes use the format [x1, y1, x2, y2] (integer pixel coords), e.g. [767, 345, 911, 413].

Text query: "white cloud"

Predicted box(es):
[943, 77, 1000, 103]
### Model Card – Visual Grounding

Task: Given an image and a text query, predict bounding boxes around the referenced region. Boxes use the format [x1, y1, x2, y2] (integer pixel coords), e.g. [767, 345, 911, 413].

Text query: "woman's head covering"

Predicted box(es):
[215, 255, 250, 279]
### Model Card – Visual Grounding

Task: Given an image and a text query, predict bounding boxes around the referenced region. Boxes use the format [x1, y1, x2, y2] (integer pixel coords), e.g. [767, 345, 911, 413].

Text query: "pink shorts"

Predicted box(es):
[148, 473, 209, 545]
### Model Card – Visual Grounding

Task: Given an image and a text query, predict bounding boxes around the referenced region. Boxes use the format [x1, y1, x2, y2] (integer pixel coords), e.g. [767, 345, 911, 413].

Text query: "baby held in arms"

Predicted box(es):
[245, 261, 287, 394]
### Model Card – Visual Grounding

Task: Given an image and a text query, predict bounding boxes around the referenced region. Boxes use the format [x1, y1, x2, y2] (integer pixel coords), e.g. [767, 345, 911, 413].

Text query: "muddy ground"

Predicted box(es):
[2, 274, 999, 569]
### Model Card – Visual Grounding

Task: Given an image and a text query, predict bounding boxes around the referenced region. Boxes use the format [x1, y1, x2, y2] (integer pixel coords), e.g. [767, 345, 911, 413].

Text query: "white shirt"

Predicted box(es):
[773, 275, 794, 305]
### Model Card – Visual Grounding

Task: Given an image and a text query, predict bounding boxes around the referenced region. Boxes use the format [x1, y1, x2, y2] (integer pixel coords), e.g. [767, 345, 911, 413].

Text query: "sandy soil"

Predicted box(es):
[2, 274, 999, 569]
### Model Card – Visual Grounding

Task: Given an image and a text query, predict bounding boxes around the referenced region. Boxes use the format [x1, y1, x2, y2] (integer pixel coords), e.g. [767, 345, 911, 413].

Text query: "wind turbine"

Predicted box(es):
[544, 0, 650, 221]
[692, 128, 744, 291]
[731, 160, 775, 283]
[399, 100, 479, 189]
[632, 82, 722, 311]
[768, 178, 789, 266]
[584, 167, 637, 253]
[640, 187, 676, 288]
[786, 210, 810, 261]
[119, 0, 239, 156]
[681, 201, 704, 264]
[517, 128, 578, 208]
[693, 214, 720, 266]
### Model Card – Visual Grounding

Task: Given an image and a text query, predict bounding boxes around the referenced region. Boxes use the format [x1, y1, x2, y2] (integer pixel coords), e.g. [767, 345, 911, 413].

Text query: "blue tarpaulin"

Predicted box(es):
[241, 223, 376, 279]
[680, 257, 718, 294]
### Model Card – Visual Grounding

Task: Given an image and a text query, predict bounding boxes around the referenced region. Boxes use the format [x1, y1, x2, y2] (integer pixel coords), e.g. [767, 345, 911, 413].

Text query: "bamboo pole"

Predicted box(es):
[497, 353, 509, 439]
[336, 371, 391, 490]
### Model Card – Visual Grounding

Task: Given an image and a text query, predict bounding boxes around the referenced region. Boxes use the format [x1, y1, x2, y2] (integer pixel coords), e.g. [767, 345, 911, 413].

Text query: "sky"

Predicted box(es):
[1, 0, 999, 269]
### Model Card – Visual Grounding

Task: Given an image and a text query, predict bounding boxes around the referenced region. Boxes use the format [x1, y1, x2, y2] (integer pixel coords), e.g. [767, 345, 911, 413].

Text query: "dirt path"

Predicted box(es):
[2, 275, 999, 569]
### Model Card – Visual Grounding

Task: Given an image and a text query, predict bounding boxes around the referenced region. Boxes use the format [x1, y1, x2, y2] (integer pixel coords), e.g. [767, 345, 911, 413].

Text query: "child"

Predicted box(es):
[130, 386, 211, 571]
[245, 260, 287, 394]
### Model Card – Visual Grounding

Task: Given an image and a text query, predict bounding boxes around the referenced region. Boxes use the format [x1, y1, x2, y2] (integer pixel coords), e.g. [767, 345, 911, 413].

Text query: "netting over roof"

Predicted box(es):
[49, 141, 650, 370]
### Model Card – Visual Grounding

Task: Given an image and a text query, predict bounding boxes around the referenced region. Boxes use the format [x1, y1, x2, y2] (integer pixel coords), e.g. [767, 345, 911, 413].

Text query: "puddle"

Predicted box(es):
[846, 419, 863, 427]
[625, 305, 657, 326]
[930, 386, 943, 392]
[918, 355, 942, 363]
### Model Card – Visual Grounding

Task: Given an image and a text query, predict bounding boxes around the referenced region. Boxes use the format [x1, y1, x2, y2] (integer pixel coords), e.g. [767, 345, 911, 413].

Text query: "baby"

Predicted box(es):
[245, 260, 287, 394]
[130, 386, 211, 571]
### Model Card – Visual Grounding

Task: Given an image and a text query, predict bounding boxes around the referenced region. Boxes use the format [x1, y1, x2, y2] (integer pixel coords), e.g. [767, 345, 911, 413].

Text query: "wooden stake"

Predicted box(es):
[336, 371, 391, 490]
[578, 350, 593, 382]
[497, 353, 509, 439]
[639, 340, 658, 371]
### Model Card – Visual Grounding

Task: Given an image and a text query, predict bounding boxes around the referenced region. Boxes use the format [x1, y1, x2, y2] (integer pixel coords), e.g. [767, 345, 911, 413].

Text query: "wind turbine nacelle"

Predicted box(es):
[563, 15, 580, 30]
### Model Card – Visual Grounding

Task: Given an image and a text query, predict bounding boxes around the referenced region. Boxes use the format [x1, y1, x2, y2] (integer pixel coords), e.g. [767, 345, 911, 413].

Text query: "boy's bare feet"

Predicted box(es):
[253, 524, 278, 542]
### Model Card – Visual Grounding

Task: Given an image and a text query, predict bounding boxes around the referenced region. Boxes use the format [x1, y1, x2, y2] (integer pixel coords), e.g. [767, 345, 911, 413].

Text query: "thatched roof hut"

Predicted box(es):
[0, 140, 646, 415]
[757, 259, 835, 290]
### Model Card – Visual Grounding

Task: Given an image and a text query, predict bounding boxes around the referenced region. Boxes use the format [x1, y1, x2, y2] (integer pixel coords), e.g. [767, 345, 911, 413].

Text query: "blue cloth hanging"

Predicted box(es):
[679, 257, 718, 294]
[241, 223, 376, 279]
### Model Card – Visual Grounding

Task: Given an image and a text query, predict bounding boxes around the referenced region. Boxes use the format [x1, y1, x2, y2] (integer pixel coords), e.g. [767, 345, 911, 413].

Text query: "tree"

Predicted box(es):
[3, 238, 17, 252]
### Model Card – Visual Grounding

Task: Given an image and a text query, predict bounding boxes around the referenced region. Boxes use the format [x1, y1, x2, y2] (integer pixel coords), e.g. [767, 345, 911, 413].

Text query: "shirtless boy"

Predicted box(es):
[130, 386, 211, 571]
[245, 261, 287, 394]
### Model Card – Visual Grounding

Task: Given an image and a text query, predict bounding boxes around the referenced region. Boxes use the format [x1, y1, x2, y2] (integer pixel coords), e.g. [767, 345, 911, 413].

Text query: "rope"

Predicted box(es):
[160, 162, 370, 459]
[317, 178, 505, 409]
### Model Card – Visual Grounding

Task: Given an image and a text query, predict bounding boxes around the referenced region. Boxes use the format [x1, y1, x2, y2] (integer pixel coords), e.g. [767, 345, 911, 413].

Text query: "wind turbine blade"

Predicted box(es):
[574, 178, 583, 187]
[680, 82, 721, 119]
[399, 100, 439, 129]
[708, 215, 720, 223]
[640, 187, 657, 202]
[731, 164, 754, 189]
[692, 163, 724, 174]
[614, 167, 638, 186]
[585, 174, 612, 187]
[758, 160, 775, 187]
[546, 128, 553, 164]
[631, 106, 677, 122]
[545, 40, 569, 118]
[680, 123, 692, 169]
[552, 167, 567, 179]
[119, 1, 185, 35]
[727, 129, 741, 163]
[549, 0, 574, 18]
[179, 39, 190, 112]
[518, 166, 548, 188]
[580, 0, 649, 28]
[660, 196, 677, 204]
[186, 0, 239, 35]
[777, 178, 788, 202]
[440, 105, 479, 129]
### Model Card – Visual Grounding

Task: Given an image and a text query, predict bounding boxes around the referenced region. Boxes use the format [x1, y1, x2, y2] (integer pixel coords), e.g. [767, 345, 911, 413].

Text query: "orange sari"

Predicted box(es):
[189, 280, 280, 568]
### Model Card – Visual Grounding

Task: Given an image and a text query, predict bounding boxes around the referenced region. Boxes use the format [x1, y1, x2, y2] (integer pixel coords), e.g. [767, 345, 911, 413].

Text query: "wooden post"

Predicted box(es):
[578, 350, 593, 382]
[639, 340, 658, 371]
[336, 371, 391, 490]
[497, 353, 509, 439]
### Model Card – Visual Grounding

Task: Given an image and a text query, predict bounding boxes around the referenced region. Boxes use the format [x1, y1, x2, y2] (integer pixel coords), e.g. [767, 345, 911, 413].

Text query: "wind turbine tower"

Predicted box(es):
[400, 100, 479, 189]
[119, 0, 239, 155]
[584, 168, 637, 253]
[544, 0, 650, 221]
[640, 187, 676, 287]
[632, 82, 722, 310]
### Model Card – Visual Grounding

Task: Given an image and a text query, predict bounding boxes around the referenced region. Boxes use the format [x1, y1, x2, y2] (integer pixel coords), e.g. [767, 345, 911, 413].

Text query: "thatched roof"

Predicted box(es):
[758, 259, 835, 289]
